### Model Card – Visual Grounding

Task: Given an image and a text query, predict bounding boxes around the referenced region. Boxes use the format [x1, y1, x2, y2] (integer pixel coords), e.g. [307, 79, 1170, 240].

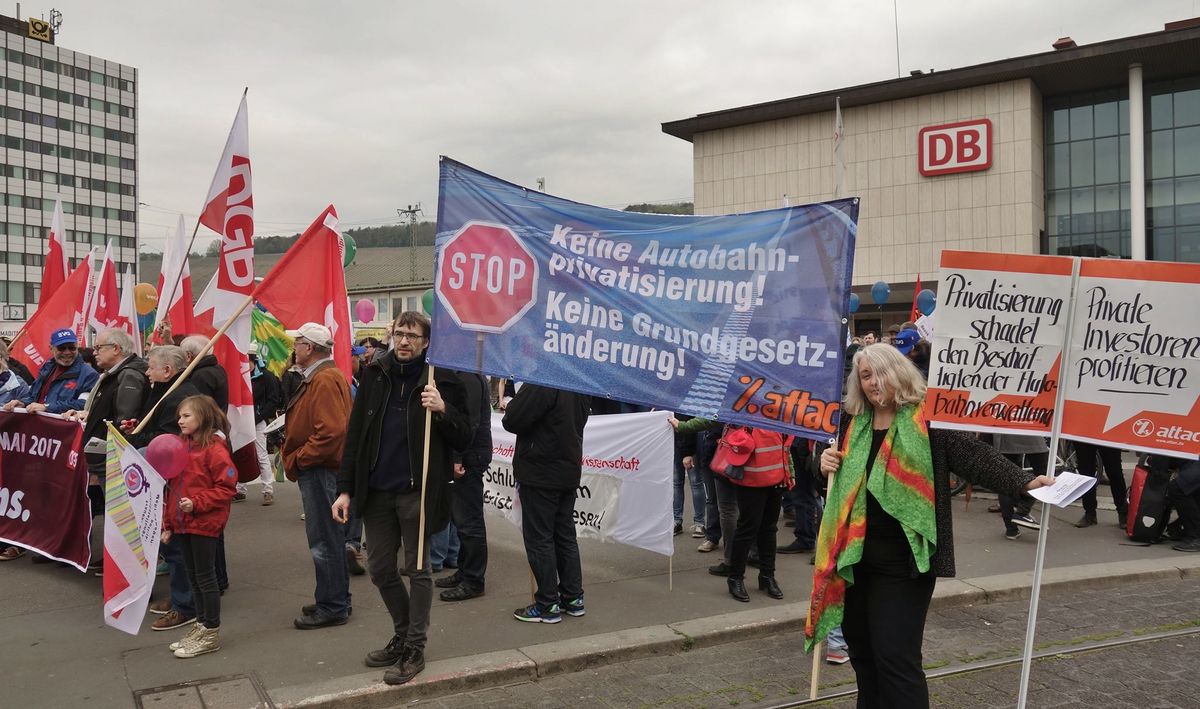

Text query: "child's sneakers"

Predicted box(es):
[168, 623, 203, 652]
[563, 597, 585, 617]
[174, 625, 220, 658]
[513, 603, 561, 623]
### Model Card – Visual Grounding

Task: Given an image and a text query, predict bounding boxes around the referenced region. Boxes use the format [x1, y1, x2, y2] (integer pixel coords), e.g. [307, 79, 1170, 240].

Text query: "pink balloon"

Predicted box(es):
[146, 434, 190, 481]
[355, 298, 376, 324]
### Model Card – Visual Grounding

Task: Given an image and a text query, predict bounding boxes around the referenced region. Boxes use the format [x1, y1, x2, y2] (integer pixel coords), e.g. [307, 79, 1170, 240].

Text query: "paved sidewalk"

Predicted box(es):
[407, 571, 1200, 709]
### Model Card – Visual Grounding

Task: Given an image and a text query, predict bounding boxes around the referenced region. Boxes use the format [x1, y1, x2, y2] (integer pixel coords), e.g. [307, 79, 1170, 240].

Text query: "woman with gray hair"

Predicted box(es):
[123, 346, 201, 448]
[806, 344, 1055, 708]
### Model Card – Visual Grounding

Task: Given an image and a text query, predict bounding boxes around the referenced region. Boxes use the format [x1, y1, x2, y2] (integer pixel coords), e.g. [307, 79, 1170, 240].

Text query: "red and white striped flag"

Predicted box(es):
[153, 214, 197, 340]
[38, 198, 69, 311]
[119, 266, 142, 356]
[193, 93, 259, 481]
[88, 242, 135, 341]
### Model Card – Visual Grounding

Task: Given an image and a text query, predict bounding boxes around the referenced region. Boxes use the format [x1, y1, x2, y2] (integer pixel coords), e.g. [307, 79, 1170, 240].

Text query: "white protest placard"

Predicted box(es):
[925, 250, 1076, 435]
[1060, 259, 1200, 458]
[484, 409, 675, 556]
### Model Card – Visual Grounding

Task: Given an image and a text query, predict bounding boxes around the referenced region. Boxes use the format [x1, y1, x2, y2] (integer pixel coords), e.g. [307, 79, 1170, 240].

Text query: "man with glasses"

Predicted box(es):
[64, 328, 149, 525]
[283, 323, 354, 630]
[335, 311, 471, 686]
[2, 328, 98, 415]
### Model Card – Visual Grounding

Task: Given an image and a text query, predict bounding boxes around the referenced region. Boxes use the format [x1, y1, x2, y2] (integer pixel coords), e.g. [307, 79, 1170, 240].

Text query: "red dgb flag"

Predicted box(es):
[192, 94, 259, 482]
[255, 205, 353, 379]
[0, 411, 92, 570]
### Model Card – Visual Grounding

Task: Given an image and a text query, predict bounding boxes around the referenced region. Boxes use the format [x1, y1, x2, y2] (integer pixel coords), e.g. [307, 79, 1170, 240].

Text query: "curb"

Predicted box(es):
[270, 555, 1200, 708]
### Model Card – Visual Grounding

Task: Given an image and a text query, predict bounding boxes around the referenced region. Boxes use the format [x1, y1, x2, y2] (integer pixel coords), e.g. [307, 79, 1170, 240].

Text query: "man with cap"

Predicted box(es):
[892, 328, 929, 378]
[282, 323, 354, 630]
[2, 328, 99, 414]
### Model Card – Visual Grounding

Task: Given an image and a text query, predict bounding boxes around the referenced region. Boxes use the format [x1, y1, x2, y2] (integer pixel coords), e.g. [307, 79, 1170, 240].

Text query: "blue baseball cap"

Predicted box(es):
[50, 328, 78, 347]
[893, 328, 921, 355]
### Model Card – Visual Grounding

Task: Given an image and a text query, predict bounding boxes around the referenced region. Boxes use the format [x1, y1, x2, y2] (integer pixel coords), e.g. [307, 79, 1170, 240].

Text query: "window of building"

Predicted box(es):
[1146, 78, 1200, 263]
[1045, 79, 1200, 263]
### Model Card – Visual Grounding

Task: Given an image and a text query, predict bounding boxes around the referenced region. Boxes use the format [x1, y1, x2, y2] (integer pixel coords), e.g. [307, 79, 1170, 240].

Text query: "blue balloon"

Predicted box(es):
[916, 289, 937, 315]
[848, 292, 860, 313]
[871, 281, 890, 305]
[137, 310, 155, 332]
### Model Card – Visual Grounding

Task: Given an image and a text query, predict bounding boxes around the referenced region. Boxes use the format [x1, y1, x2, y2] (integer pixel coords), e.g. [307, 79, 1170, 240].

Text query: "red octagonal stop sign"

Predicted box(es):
[437, 221, 539, 333]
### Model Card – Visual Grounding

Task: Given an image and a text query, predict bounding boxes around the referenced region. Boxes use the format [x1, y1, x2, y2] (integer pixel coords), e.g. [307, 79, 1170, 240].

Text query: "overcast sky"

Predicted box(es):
[23, 0, 1196, 251]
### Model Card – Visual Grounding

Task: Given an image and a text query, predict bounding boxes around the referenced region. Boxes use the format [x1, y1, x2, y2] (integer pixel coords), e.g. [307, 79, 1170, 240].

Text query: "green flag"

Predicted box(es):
[251, 307, 293, 378]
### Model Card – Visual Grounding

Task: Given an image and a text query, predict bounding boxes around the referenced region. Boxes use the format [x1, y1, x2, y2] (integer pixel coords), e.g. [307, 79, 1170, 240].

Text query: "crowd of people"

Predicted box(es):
[1, 313, 1197, 696]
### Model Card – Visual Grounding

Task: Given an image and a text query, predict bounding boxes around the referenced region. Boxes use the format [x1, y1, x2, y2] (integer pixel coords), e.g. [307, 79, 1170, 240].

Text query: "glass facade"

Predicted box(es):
[1045, 78, 1200, 263]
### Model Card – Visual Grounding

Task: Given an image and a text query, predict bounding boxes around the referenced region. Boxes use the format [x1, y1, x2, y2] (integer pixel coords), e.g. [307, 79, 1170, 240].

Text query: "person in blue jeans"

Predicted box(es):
[674, 457, 706, 537]
[429, 521, 460, 572]
[281, 323, 353, 629]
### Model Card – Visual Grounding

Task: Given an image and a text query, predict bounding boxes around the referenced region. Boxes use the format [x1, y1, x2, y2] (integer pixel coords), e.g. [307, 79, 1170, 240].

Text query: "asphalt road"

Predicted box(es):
[0, 475, 1172, 708]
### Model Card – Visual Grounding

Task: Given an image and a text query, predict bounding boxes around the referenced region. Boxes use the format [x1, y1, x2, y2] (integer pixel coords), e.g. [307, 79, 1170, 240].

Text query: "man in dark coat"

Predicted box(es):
[65, 328, 148, 518]
[502, 382, 590, 624]
[434, 371, 493, 602]
[334, 311, 471, 686]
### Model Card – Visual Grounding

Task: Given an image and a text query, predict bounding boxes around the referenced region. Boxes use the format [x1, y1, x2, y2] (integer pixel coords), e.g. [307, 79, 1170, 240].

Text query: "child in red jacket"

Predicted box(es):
[162, 395, 237, 658]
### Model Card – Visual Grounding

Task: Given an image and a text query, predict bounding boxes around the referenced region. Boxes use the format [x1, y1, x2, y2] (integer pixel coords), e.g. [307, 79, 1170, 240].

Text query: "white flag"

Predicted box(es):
[833, 97, 845, 199]
[103, 425, 166, 635]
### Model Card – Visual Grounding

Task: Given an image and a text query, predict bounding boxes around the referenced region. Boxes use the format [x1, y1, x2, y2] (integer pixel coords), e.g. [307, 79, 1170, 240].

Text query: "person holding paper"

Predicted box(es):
[806, 344, 1054, 709]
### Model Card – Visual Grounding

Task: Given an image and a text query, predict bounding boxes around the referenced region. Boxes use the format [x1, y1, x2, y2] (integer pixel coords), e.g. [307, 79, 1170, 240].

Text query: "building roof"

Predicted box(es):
[662, 21, 1200, 142]
[139, 245, 435, 297]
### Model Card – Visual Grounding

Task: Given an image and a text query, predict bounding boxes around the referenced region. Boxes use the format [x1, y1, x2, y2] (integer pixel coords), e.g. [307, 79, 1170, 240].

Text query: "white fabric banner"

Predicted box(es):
[484, 409, 675, 556]
[103, 428, 166, 635]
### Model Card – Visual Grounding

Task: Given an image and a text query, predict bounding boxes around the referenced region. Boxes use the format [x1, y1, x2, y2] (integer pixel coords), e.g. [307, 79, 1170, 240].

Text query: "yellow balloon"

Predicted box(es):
[134, 282, 158, 315]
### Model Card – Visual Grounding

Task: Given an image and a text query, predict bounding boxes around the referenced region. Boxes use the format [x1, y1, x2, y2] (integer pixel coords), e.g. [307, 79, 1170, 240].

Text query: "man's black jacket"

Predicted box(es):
[339, 353, 472, 533]
[83, 355, 148, 464]
[502, 383, 590, 491]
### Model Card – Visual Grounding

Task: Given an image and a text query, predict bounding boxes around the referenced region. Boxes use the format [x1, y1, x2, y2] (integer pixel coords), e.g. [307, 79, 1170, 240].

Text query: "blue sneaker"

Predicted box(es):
[513, 603, 561, 624]
[563, 597, 585, 617]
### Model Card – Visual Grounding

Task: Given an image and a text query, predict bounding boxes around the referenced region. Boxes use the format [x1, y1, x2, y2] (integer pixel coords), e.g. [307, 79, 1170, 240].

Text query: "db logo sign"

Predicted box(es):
[918, 119, 992, 176]
[1132, 418, 1156, 438]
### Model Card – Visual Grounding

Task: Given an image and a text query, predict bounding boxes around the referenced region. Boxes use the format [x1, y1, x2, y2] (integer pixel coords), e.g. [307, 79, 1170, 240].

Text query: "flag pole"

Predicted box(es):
[415, 364, 435, 570]
[130, 290, 257, 435]
[1015, 258, 1080, 708]
[810, 639, 823, 699]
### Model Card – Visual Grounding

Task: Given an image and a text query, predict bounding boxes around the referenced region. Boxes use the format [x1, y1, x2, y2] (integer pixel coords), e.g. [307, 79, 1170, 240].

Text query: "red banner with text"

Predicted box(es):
[0, 411, 92, 570]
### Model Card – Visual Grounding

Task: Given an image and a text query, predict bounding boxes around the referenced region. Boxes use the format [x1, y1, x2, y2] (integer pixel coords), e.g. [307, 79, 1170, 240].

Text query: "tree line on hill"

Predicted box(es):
[151, 202, 695, 259]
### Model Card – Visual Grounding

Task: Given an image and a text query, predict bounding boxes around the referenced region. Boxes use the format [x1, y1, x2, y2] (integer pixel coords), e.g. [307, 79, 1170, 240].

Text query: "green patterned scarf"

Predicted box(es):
[805, 402, 936, 652]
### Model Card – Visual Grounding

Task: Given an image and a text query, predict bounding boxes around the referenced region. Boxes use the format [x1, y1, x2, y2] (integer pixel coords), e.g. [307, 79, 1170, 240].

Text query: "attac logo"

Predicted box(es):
[918, 119, 993, 176]
[1131, 417, 1200, 443]
[1132, 418, 1156, 438]
[27, 18, 51, 42]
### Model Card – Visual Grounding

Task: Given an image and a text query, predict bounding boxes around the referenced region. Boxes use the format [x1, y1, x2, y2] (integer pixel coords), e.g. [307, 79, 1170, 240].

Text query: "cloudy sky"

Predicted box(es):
[26, 0, 1195, 251]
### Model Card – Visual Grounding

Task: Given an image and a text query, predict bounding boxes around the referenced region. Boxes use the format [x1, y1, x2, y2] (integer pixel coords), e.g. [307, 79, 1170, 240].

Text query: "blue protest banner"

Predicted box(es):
[429, 158, 858, 441]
